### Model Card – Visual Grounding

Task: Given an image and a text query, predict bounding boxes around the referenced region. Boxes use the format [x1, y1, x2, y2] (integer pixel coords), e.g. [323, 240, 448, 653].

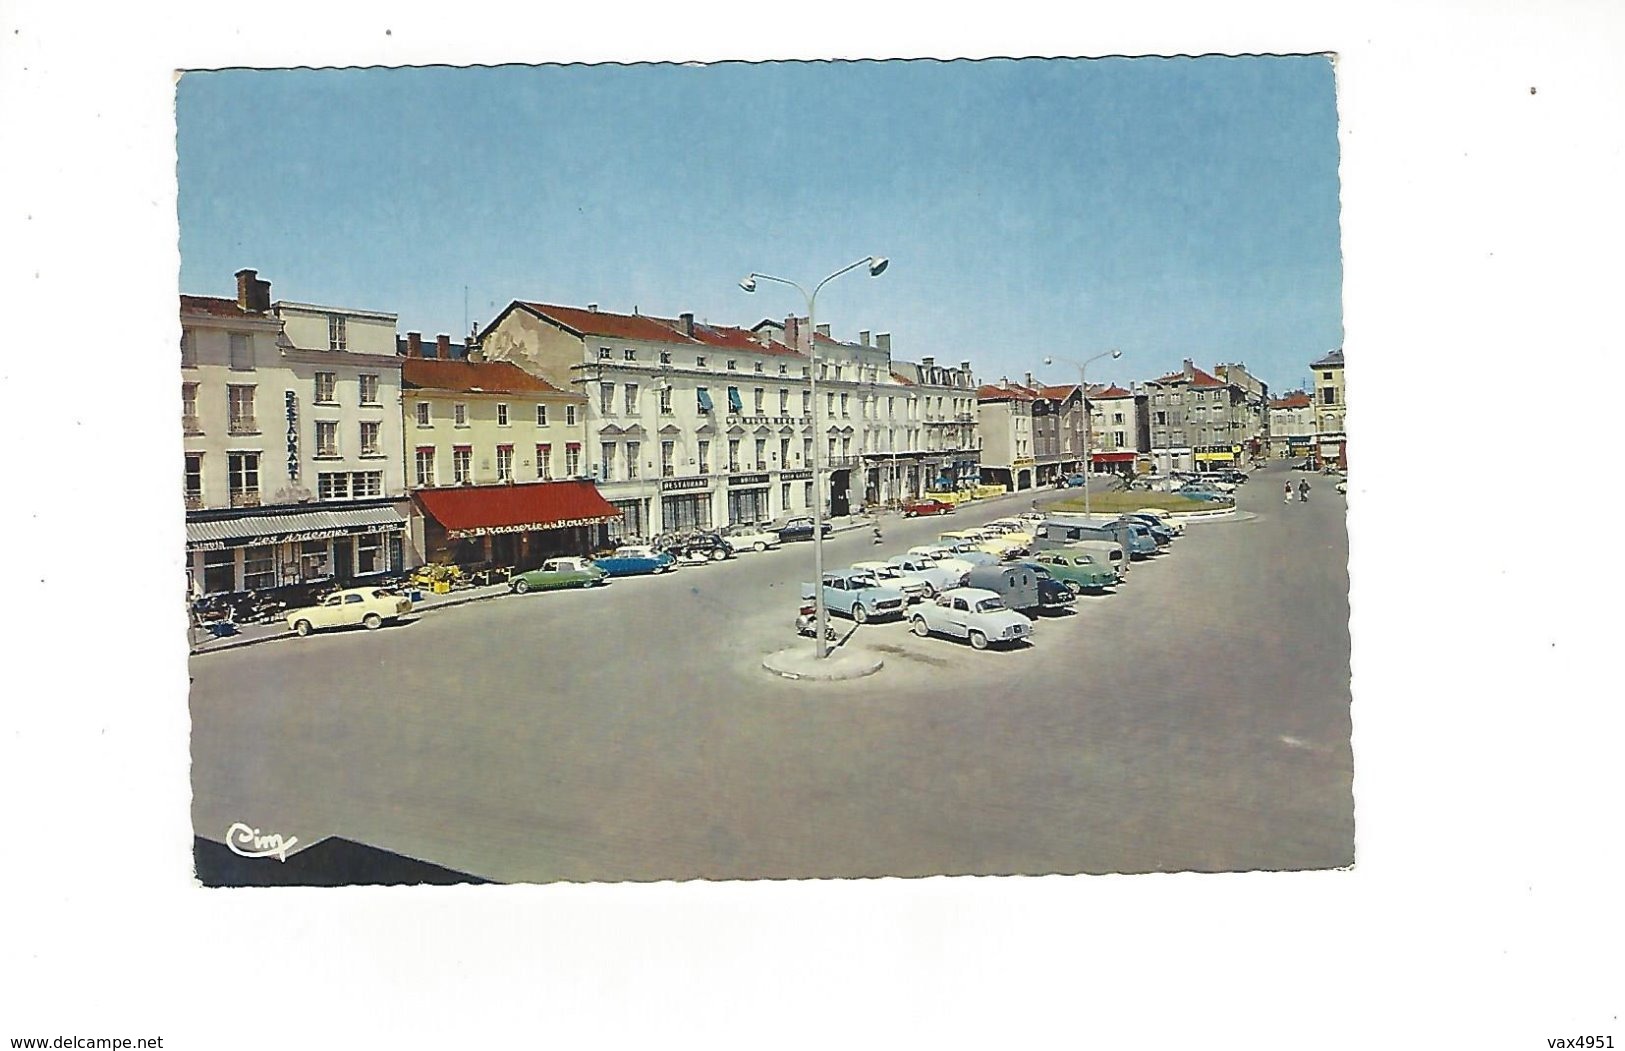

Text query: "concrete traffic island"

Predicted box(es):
[761, 645, 885, 681]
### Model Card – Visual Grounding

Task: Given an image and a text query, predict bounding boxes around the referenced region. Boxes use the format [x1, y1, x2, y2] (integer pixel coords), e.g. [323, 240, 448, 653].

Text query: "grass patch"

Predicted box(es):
[1049, 491, 1226, 515]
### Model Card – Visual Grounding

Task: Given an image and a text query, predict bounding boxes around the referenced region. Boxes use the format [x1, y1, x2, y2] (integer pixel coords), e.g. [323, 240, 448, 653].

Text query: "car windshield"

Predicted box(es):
[975, 598, 1006, 613]
[912, 558, 937, 569]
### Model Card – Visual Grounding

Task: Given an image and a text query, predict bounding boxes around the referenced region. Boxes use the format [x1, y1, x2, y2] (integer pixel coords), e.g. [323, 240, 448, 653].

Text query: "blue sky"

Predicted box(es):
[177, 57, 1341, 393]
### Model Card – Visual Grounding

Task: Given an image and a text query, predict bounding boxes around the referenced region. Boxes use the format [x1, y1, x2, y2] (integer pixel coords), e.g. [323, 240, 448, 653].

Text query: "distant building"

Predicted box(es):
[893, 356, 981, 495]
[181, 269, 411, 596]
[1086, 383, 1145, 477]
[1310, 349, 1347, 469]
[1144, 359, 1261, 474]
[1268, 390, 1316, 461]
[976, 380, 1039, 490]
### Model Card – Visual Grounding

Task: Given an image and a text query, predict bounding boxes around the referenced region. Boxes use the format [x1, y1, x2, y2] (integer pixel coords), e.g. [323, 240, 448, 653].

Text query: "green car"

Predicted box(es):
[509, 557, 607, 594]
[1028, 547, 1118, 593]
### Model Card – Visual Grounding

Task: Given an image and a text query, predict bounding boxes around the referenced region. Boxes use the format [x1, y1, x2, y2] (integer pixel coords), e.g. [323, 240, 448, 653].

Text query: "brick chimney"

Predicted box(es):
[921, 356, 934, 367]
[234, 269, 270, 313]
[679, 312, 695, 337]
[1024, 371, 1035, 389]
[860, 330, 871, 346]
[815, 323, 831, 339]
[876, 333, 891, 354]
[436, 334, 451, 360]
[784, 316, 804, 353]
[407, 331, 422, 357]
[588, 303, 598, 312]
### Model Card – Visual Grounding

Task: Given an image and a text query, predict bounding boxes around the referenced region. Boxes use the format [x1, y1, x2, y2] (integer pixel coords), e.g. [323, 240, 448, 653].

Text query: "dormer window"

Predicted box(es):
[726, 360, 737, 370]
[598, 347, 612, 360]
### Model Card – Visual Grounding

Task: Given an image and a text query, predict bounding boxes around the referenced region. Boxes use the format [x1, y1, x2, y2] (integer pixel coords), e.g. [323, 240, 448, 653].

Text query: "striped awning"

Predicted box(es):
[186, 505, 407, 548]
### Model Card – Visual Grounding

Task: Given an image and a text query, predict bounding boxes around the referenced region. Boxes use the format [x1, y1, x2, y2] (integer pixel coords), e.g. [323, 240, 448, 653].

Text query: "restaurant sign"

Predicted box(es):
[190, 522, 404, 551]
[727, 473, 769, 487]
[446, 515, 619, 539]
[660, 477, 710, 492]
[285, 391, 300, 480]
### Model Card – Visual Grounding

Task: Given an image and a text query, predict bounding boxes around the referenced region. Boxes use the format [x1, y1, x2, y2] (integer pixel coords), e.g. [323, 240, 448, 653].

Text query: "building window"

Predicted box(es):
[1114, 432, 1125, 448]
[659, 386, 673, 415]
[1155, 411, 1167, 426]
[184, 453, 203, 508]
[778, 363, 788, 375]
[242, 545, 276, 590]
[453, 447, 472, 483]
[781, 481, 791, 509]
[1321, 387, 1336, 405]
[600, 442, 617, 481]
[359, 374, 379, 406]
[695, 356, 707, 368]
[228, 452, 260, 507]
[328, 314, 346, 351]
[564, 444, 581, 476]
[600, 383, 615, 414]
[454, 403, 468, 427]
[229, 333, 252, 370]
[536, 404, 549, 426]
[727, 439, 740, 472]
[625, 441, 640, 479]
[726, 359, 737, 371]
[779, 437, 790, 465]
[659, 351, 672, 364]
[227, 385, 256, 434]
[803, 391, 811, 414]
[1112, 412, 1124, 424]
[359, 421, 381, 456]
[355, 533, 386, 574]
[180, 328, 197, 368]
[828, 436, 837, 461]
[318, 472, 350, 500]
[661, 440, 675, 477]
[697, 387, 713, 414]
[537, 444, 552, 480]
[803, 438, 812, 464]
[416, 402, 431, 427]
[1322, 371, 1333, 380]
[624, 384, 638, 415]
[315, 420, 339, 457]
[624, 348, 636, 361]
[698, 440, 711, 473]
[496, 444, 514, 481]
[202, 547, 236, 594]
[804, 480, 813, 507]
[754, 388, 765, 414]
[727, 386, 743, 413]
[841, 436, 851, 459]
[182, 383, 200, 434]
[754, 438, 767, 469]
[497, 403, 510, 426]
[352, 471, 383, 498]
[840, 393, 849, 417]
[827, 392, 836, 416]
[779, 389, 789, 414]
[566, 405, 578, 426]
[598, 346, 612, 360]
[415, 447, 436, 487]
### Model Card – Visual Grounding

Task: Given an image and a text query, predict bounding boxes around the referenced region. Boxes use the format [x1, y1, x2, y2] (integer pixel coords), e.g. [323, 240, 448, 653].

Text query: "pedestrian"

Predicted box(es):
[1284, 481, 1293, 504]
[1298, 479, 1310, 503]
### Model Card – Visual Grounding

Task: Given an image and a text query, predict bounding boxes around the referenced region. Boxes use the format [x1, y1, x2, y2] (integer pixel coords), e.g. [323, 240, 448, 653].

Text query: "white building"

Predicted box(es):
[182, 269, 410, 596]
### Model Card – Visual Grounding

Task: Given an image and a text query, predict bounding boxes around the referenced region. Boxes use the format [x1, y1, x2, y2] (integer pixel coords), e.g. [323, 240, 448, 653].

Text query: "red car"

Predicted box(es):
[901, 498, 956, 518]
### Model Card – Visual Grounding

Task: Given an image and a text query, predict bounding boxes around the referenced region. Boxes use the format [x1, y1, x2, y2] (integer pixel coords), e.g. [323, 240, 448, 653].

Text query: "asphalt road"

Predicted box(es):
[190, 466, 1353, 882]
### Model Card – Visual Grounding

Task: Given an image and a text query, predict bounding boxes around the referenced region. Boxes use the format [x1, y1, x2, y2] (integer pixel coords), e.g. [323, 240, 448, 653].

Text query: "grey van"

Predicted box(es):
[965, 564, 1041, 614]
[1031, 519, 1128, 575]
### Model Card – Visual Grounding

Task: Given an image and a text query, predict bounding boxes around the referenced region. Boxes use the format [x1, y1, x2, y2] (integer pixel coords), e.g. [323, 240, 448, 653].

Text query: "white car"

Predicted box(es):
[850, 560, 935, 601]
[721, 524, 783, 553]
[906, 544, 978, 578]
[886, 554, 969, 594]
[286, 587, 412, 637]
[908, 587, 1033, 650]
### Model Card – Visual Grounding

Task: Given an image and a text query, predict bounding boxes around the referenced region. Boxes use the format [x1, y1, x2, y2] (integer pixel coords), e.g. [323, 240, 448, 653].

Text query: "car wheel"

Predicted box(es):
[362, 612, 383, 630]
[852, 604, 869, 625]
[969, 630, 989, 650]
[910, 616, 930, 637]
[711, 548, 727, 561]
[293, 619, 312, 637]
[922, 583, 937, 598]
[513, 579, 531, 594]
[753, 541, 767, 552]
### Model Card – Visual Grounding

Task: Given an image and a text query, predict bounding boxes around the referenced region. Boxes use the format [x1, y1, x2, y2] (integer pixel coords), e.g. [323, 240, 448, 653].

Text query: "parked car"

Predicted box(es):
[1026, 549, 1119, 593]
[1061, 474, 1089, 487]
[850, 561, 934, 602]
[776, 516, 834, 543]
[941, 528, 1026, 559]
[803, 571, 909, 624]
[1020, 563, 1078, 613]
[1133, 507, 1186, 536]
[593, 545, 677, 576]
[906, 544, 978, 577]
[886, 553, 969, 594]
[286, 587, 412, 637]
[965, 563, 1043, 614]
[508, 557, 607, 593]
[1114, 515, 1172, 547]
[900, 498, 956, 518]
[720, 524, 783, 553]
[908, 588, 1033, 650]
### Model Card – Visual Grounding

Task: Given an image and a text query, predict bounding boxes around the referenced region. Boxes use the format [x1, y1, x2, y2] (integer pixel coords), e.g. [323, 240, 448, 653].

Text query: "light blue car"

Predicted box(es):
[592, 545, 677, 577]
[802, 571, 909, 624]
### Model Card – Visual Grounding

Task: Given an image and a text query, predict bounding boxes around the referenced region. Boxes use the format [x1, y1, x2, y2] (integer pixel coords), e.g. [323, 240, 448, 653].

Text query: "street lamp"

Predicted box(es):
[740, 256, 888, 659]
[1043, 348, 1122, 519]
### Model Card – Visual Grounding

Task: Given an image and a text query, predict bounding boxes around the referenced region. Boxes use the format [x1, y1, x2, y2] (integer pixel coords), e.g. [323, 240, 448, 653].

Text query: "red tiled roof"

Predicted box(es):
[1036, 384, 1079, 400]
[414, 480, 620, 536]
[520, 302, 702, 344]
[1190, 366, 1224, 388]
[681, 321, 802, 357]
[1092, 385, 1133, 398]
[180, 294, 258, 318]
[1270, 391, 1312, 409]
[403, 357, 574, 396]
[977, 384, 1037, 401]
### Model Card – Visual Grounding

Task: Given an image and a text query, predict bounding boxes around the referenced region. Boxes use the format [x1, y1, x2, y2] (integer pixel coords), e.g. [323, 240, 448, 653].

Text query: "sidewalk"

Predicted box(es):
[190, 513, 880, 657]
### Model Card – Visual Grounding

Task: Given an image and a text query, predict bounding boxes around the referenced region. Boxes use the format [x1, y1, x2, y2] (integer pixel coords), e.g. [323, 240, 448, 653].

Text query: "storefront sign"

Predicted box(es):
[446, 515, 619, 539]
[660, 477, 710, 492]
[779, 469, 812, 481]
[728, 473, 769, 487]
[285, 391, 300, 480]
[190, 522, 405, 550]
[1194, 451, 1235, 462]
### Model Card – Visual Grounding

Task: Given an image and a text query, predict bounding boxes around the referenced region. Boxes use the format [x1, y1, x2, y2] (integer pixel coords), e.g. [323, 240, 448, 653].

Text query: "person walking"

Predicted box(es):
[1284, 481, 1293, 504]
[1298, 478, 1311, 503]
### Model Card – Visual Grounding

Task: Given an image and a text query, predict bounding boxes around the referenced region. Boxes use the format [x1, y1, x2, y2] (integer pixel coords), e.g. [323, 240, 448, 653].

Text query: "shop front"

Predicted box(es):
[413, 480, 621, 571]
[1195, 445, 1242, 472]
[186, 503, 409, 598]
[659, 477, 715, 532]
[1089, 451, 1137, 476]
[726, 473, 771, 525]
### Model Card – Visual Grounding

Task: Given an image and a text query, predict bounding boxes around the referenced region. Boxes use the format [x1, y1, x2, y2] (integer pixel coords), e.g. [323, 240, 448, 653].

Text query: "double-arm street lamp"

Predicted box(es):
[740, 255, 889, 659]
[1042, 348, 1122, 519]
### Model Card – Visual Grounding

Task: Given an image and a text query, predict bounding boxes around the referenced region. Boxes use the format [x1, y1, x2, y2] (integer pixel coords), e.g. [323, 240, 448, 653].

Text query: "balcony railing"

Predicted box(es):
[227, 417, 258, 435]
[185, 493, 203, 510]
[182, 415, 201, 434]
[229, 490, 261, 508]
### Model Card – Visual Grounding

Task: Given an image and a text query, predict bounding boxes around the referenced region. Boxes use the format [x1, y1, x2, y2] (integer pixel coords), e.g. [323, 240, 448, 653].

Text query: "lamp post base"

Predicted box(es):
[762, 646, 885, 681]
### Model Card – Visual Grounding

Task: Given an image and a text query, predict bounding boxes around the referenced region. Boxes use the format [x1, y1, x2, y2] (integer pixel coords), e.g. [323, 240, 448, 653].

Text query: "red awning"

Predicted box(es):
[1090, 452, 1137, 463]
[415, 480, 621, 538]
